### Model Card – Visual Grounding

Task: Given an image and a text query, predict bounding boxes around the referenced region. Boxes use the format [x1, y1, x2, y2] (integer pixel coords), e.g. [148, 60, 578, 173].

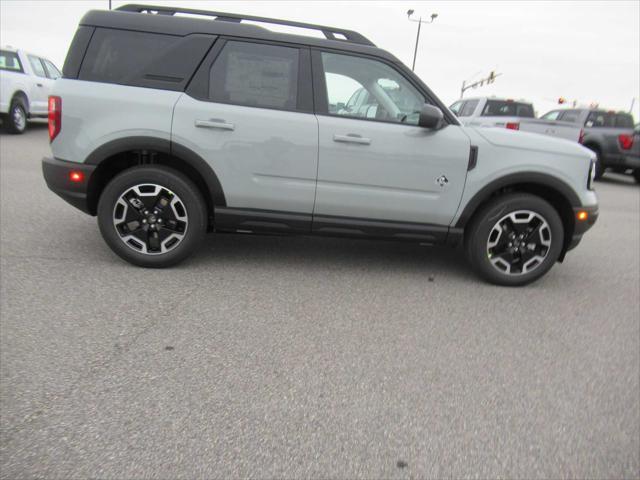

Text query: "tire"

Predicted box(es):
[465, 193, 564, 286]
[97, 165, 207, 268]
[633, 169, 640, 184]
[5, 98, 27, 134]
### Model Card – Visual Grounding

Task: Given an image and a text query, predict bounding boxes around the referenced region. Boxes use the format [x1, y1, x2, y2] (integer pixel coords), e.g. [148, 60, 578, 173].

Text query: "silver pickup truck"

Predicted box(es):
[450, 97, 582, 142]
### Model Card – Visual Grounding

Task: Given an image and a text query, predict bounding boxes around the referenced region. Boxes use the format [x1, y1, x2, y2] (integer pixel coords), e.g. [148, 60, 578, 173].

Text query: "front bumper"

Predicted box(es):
[566, 205, 599, 252]
[42, 156, 96, 214]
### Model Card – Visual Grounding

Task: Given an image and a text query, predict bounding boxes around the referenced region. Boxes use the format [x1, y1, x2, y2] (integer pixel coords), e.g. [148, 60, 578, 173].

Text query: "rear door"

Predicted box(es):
[25, 54, 50, 115]
[311, 50, 470, 233]
[173, 40, 318, 232]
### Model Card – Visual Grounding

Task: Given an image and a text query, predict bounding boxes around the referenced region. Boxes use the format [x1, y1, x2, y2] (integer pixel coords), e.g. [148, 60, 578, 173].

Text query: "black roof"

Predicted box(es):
[79, 4, 401, 64]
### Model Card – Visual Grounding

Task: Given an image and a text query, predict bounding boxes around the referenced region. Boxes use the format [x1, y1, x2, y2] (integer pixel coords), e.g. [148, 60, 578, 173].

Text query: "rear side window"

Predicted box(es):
[541, 110, 561, 121]
[208, 41, 299, 110]
[28, 55, 47, 77]
[559, 110, 580, 123]
[79, 28, 215, 91]
[0, 50, 23, 72]
[482, 100, 534, 118]
[615, 114, 634, 128]
[460, 99, 479, 117]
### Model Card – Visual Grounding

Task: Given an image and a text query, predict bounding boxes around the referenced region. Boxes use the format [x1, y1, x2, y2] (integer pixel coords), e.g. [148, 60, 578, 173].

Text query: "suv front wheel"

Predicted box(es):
[97, 165, 207, 267]
[465, 193, 564, 286]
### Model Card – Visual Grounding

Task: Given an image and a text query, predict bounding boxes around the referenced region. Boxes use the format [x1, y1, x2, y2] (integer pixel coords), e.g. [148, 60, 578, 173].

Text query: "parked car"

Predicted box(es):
[540, 108, 636, 179]
[450, 97, 582, 142]
[42, 4, 599, 286]
[0, 46, 62, 133]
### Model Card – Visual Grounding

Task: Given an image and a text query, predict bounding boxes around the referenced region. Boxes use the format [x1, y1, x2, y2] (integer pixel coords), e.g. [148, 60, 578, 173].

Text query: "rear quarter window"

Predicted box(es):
[78, 28, 215, 91]
[0, 50, 23, 72]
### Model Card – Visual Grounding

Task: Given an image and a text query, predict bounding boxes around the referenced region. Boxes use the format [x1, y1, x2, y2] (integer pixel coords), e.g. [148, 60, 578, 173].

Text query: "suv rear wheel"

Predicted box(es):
[465, 193, 564, 286]
[97, 165, 207, 267]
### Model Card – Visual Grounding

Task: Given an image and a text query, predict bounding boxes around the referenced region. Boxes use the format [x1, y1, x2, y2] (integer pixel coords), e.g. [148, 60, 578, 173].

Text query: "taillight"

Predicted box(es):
[618, 134, 633, 150]
[48, 96, 61, 142]
[505, 122, 520, 130]
[579, 128, 585, 144]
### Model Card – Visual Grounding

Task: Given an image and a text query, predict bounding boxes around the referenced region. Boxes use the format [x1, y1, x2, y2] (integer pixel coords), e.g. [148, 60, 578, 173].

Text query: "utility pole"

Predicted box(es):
[108, 0, 112, 10]
[460, 71, 501, 98]
[406, 10, 438, 71]
[630, 98, 636, 114]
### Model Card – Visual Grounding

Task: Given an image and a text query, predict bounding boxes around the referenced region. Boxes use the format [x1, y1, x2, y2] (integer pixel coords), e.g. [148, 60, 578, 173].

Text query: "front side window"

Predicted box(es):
[209, 41, 299, 111]
[321, 52, 425, 125]
[0, 50, 23, 72]
[28, 55, 46, 77]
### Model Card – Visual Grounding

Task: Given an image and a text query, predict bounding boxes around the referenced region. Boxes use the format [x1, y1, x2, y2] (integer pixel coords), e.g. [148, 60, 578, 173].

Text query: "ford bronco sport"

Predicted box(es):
[42, 4, 599, 286]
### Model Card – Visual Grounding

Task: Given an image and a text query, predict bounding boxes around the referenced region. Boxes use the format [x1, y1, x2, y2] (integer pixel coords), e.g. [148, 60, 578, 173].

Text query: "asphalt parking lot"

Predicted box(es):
[1, 123, 638, 479]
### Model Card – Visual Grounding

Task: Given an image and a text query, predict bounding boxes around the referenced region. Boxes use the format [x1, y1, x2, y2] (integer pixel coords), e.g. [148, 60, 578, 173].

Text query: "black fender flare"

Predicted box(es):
[84, 136, 226, 207]
[455, 171, 581, 229]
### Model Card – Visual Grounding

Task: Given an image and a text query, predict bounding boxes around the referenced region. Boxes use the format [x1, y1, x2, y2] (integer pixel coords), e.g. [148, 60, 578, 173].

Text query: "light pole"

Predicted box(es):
[407, 10, 438, 71]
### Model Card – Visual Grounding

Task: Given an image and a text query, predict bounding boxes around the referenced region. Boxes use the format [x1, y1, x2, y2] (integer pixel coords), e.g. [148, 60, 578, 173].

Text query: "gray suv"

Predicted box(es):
[541, 108, 637, 180]
[42, 4, 598, 286]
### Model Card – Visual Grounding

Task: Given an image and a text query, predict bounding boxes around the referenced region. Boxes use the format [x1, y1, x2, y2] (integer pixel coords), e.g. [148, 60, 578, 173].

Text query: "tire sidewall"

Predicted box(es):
[466, 194, 564, 286]
[97, 165, 207, 268]
[7, 100, 27, 134]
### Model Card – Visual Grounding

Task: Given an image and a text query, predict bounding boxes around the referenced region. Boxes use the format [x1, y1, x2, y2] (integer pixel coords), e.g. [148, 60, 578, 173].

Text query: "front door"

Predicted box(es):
[312, 51, 471, 231]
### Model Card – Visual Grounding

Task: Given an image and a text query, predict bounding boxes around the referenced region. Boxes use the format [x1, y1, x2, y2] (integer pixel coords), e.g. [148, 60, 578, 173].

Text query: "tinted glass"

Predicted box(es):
[209, 41, 299, 110]
[585, 111, 615, 128]
[80, 29, 175, 84]
[28, 55, 46, 77]
[321, 51, 425, 125]
[460, 99, 479, 117]
[0, 50, 22, 72]
[615, 114, 634, 128]
[481, 100, 534, 118]
[43, 59, 61, 79]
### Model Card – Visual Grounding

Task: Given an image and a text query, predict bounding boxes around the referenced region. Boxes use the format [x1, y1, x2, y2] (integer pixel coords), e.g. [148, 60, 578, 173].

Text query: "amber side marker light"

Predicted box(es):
[576, 211, 588, 221]
[69, 171, 84, 183]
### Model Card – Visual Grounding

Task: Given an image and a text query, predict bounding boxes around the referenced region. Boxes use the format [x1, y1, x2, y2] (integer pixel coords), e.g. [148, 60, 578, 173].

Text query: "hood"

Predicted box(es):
[467, 126, 594, 159]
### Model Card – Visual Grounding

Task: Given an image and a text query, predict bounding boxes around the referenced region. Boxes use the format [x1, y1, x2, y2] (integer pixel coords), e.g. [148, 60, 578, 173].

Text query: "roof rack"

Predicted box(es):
[115, 4, 375, 46]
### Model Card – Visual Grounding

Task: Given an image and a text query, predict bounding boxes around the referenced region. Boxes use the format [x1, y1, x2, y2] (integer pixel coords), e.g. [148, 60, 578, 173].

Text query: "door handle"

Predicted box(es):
[333, 133, 371, 145]
[195, 119, 235, 131]
[36, 83, 43, 87]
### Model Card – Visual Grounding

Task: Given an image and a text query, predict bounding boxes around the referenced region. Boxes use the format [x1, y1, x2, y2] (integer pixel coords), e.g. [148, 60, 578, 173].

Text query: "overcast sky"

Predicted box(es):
[1, 0, 638, 119]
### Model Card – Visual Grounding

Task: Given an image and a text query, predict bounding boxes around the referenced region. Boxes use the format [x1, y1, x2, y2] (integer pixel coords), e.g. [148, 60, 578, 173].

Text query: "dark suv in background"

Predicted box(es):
[541, 108, 637, 181]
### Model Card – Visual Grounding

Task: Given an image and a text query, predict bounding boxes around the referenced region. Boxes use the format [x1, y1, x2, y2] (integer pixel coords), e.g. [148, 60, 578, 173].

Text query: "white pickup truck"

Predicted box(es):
[0, 46, 61, 133]
[450, 97, 582, 142]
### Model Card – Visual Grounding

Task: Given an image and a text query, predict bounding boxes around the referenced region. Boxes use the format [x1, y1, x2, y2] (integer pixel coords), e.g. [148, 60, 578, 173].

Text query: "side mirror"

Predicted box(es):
[418, 104, 444, 129]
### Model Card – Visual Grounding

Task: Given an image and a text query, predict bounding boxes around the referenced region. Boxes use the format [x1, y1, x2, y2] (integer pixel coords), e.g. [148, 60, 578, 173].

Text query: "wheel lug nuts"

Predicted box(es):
[142, 219, 147, 223]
